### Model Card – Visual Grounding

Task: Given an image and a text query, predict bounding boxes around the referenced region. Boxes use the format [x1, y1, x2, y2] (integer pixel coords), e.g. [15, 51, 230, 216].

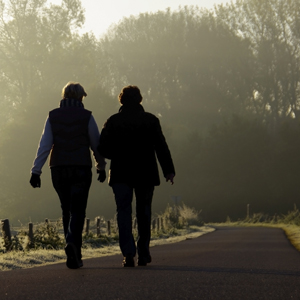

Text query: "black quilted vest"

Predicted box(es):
[49, 106, 92, 167]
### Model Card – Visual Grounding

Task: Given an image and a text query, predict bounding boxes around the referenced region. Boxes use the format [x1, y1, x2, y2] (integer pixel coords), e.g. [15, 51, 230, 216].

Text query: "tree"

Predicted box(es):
[0, 0, 85, 120]
[215, 0, 300, 130]
[97, 6, 255, 129]
[0, 0, 118, 222]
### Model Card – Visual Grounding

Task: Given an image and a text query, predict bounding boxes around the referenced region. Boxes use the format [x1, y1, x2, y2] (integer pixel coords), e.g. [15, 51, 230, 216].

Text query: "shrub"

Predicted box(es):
[178, 203, 203, 226]
[161, 203, 203, 228]
[29, 221, 64, 250]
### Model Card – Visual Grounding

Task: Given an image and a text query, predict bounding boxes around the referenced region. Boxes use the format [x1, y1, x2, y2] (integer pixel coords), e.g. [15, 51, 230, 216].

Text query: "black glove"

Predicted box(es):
[30, 173, 41, 188]
[97, 170, 106, 183]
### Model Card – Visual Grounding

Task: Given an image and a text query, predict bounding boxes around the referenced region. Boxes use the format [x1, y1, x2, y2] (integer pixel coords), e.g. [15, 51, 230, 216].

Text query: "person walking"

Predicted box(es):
[30, 82, 106, 269]
[97, 85, 175, 267]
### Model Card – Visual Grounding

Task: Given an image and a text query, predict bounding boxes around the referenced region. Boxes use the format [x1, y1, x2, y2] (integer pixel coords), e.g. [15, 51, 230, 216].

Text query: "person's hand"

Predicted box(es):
[97, 170, 106, 183]
[30, 173, 41, 188]
[166, 173, 175, 185]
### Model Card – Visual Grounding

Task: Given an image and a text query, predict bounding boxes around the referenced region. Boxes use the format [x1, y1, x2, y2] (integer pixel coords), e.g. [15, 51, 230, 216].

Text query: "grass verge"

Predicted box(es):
[209, 221, 300, 252]
[0, 225, 214, 271]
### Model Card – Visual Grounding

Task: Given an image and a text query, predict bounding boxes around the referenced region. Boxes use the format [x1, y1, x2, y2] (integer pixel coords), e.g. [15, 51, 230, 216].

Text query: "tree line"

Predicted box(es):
[1, 0, 300, 222]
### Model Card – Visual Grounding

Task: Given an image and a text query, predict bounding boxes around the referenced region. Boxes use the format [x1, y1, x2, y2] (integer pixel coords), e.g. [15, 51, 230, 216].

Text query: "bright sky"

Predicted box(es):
[51, 0, 230, 37]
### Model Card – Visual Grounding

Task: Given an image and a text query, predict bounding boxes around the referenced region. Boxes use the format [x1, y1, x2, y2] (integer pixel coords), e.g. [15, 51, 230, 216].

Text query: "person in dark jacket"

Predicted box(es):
[98, 85, 175, 267]
[30, 82, 106, 269]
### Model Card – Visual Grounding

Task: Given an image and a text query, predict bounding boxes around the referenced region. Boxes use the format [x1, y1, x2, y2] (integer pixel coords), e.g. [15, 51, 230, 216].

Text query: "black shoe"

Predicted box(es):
[65, 243, 83, 269]
[77, 259, 83, 268]
[122, 255, 135, 267]
[138, 255, 152, 266]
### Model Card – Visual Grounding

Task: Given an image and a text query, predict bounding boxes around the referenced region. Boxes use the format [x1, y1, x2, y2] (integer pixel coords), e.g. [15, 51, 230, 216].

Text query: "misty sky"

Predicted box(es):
[50, 0, 229, 37]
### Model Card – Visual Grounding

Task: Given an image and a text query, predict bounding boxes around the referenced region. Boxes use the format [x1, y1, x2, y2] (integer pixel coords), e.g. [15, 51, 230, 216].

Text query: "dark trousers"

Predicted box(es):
[51, 166, 92, 257]
[112, 183, 154, 258]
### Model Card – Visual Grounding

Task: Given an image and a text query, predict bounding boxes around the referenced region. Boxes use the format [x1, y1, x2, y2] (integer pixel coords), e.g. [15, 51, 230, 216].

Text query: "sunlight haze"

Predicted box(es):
[51, 0, 229, 37]
[3, 0, 297, 224]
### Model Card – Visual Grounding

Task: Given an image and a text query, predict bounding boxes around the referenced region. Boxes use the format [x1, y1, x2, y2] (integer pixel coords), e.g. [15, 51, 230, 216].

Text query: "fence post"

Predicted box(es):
[28, 222, 34, 247]
[1, 219, 12, 250]
[114, 215, 118, 233]
[107, 220, 111, 235]
[96, 217, 100, 237]
[160, 217, 164, 230]
[156, 218, 160, 231]
[85, 218, 90, 235]
[152, 219, 156, 232]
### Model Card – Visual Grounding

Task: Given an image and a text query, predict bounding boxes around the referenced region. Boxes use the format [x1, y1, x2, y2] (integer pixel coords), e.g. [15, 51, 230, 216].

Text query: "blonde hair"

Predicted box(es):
[62, 82, 87, 100]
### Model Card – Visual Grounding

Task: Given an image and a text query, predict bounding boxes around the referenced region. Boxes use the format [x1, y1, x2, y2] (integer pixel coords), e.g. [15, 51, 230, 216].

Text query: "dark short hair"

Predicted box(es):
[118, 85, 143, 105]
[62, 82, 87, 100]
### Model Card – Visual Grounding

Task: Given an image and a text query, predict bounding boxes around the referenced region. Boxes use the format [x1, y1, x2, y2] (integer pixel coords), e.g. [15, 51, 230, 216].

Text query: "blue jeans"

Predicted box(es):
[51, 166, 92, 257]
[112, 184, 154, 258]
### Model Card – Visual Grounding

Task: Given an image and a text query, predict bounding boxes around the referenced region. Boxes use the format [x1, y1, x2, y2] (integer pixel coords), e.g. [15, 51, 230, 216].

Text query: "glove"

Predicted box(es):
[165, 173, 175, 185]
[30, 173, 41, 188]
[97, 170, 106, 183]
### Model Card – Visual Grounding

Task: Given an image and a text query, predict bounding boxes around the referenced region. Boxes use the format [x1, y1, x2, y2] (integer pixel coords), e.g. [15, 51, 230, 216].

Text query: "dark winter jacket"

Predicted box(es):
[98, 104, 175, 187]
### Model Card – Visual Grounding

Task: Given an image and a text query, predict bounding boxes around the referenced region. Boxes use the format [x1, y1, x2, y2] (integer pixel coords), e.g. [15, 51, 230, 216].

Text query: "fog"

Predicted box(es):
[1, 0, 300, 224]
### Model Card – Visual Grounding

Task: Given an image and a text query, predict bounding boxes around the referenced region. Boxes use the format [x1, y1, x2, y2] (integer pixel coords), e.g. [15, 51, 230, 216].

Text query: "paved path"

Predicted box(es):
[1, 226, 300, 299]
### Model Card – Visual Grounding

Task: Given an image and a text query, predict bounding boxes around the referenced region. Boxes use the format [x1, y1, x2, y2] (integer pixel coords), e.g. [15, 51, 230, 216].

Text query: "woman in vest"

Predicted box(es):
[30, 82, 106, 269]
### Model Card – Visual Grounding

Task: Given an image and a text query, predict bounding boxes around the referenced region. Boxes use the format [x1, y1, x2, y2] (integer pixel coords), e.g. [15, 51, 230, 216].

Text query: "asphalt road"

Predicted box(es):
[1, 226, 300, 300]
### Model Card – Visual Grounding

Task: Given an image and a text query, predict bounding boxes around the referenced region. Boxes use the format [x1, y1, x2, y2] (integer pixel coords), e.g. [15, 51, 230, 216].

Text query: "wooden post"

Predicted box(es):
[96, 217, 100, 237]
[45, 218, 48, 224]
[156, 218, 160, 231]
[28, 222, 34, 247]
[152, 219, 156, 232]
[1, 219, 11, 250]
[114, 216, 118, 233]
[85, 218, 90, 235]
[107, 220, 111, 235]
[247, 204, 250, 219]
[160, 217, 164, 230]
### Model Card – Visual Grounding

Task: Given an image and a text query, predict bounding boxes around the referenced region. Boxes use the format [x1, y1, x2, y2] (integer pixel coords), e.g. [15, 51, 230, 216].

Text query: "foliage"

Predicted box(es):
[82, 232, 117, 248]
[0, 0, 85, 117]
[280, 205, 300, 226]
[98, 6, 254, 127]
[10, 235, 24, 251]
[176, 115, 300, 222]
[161, 204, 181, 228]
[1, 234, 24, 252]
[2, 0, 300, 223]
[223, 205, 300, 226]
[160, 203, 203, 228]
[0, 203, 201, 254]
[178, 203, 203, 226]
[216, 0, 300, 128]
[29, 221, 64, 250]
